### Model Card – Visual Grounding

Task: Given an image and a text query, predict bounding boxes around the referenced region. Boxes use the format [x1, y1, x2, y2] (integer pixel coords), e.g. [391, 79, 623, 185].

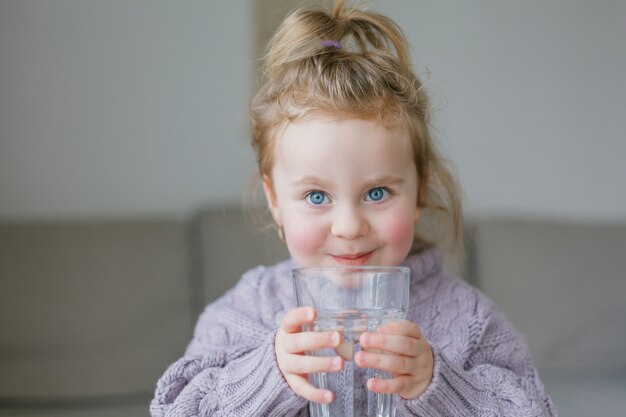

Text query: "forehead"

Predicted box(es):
[272, 116, 414, 178]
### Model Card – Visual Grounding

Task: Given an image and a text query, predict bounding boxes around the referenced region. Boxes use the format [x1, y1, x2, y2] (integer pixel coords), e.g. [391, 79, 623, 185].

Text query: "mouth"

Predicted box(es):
[330, 251, 374, 266]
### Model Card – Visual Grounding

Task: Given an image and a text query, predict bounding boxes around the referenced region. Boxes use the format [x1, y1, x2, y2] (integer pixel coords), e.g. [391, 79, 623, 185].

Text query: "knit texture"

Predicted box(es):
[150, 246, 558, 417]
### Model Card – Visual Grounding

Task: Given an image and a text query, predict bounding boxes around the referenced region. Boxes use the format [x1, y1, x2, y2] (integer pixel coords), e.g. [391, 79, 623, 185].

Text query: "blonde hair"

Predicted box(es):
[249, 0, 463, 253]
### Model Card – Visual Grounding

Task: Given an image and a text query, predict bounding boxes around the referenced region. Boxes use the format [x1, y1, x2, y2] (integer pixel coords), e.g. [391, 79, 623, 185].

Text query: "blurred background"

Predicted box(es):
[0, 1, 624, 416]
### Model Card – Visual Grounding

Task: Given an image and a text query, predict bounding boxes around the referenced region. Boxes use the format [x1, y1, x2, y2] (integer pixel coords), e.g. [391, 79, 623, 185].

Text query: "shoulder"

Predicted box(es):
[188, 258, 296, 352]
[410, 263, 528, 365]
[426, 272, 517, 339]
[211, 258, 297, 325]
[404, 245, 488, 316]
[410, 268, 487, 327]
[235, 258, 296, 301]
[403, 245, 494, 313]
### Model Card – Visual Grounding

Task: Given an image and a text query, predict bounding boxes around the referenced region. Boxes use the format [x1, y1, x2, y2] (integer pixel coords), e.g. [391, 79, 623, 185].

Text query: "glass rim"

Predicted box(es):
[292, 265, 410, 275]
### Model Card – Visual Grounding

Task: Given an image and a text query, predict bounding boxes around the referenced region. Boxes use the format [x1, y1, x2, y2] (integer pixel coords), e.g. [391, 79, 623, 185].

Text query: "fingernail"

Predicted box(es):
[332, 357, 341, 368]
[307, 309, 315, 320]
[331, 332, 339, 344]
[367, 379, 376, 391]
[323, 391, 333, 402]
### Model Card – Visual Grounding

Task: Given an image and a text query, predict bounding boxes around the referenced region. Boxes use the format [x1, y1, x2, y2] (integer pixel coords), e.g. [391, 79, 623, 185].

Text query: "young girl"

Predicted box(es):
[151, 1, 557, 416]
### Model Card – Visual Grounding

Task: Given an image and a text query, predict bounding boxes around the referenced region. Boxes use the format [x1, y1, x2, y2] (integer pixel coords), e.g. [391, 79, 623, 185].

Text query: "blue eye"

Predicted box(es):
[365, 187, 389, 202]
[306, 191, 329, 205]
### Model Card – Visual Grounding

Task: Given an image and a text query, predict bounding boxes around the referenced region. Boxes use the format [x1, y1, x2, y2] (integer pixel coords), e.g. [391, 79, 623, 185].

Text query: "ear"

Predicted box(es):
[262, 177, 281, 225]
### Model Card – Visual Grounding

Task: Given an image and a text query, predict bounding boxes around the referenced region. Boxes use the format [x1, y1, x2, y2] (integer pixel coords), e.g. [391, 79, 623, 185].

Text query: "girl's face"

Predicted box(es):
[264, 116, 419, 268]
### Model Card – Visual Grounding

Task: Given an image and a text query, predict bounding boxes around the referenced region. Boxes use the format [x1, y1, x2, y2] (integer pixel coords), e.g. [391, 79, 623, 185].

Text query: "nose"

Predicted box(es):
[330, 205, 370, 239]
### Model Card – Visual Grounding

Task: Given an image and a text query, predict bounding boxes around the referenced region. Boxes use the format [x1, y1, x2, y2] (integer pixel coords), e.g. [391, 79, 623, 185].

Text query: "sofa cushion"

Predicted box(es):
[0, 403, 149, 417]
[471, 219, 626, 375]
[0, 222, 193, 399]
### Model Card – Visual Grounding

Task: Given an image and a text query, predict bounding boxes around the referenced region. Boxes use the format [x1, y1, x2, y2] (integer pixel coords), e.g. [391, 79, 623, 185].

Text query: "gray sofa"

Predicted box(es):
[1, 206, 624, 416]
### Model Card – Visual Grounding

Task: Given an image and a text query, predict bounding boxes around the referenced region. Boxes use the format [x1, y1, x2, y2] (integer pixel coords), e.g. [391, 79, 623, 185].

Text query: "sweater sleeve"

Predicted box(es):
[397, 297, 558, 417]
[150, 267, 308, 417]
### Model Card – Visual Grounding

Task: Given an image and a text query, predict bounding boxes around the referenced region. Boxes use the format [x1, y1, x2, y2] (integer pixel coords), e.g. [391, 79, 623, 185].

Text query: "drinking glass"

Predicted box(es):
[292, 266, 410, 417]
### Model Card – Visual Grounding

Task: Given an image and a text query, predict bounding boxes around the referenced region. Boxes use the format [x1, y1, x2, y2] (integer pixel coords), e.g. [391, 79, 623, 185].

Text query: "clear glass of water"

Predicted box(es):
[292, 266, 410, 417]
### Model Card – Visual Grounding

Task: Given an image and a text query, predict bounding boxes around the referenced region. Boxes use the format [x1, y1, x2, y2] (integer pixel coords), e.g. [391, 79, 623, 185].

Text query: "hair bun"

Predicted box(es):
[263, 0, 411, 80]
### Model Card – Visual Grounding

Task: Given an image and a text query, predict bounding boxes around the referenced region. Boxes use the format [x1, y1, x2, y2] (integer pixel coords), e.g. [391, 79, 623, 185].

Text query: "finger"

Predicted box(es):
[286, 373, 334, 404]
[284, 331, 342, 354]
[368, 375, 432, 400]
[366, 375, 414, 395]
[281, 307, 316, 333]
[377, 320, 422, 339]
[354, 350, 414, 375]
[282, 353, 343, 374]
[359, 332, 421, 356]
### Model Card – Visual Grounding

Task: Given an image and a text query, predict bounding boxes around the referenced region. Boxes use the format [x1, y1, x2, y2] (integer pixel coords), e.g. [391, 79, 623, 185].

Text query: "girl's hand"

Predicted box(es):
[275, 307, 344, 403]
[355, 320, 434, 400]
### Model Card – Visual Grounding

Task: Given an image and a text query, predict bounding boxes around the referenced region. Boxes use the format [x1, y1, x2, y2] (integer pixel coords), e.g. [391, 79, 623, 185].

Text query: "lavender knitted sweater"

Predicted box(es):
[150, 246, 557, 417]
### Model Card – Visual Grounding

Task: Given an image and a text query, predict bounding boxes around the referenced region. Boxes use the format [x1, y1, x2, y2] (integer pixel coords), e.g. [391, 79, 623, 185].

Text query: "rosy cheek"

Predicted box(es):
[284, 219, 325, 255]
[382, 211, 416, 248]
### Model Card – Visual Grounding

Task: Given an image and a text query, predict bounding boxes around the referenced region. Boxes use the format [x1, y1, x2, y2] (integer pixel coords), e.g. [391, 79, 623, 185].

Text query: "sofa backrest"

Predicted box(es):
[3, 208, 622, 405]
[471, 219, 626, 376]
[0, 221, 193, 400]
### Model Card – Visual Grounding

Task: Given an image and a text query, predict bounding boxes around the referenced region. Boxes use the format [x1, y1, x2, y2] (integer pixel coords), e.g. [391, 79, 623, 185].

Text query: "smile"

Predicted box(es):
[331, 251, 374, 265]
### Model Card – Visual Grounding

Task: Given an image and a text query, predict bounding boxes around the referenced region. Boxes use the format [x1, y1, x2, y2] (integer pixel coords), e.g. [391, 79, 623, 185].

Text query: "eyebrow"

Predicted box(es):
[362, 175, 405, 189]
[290, 175, 405, 189]
[290, 176, 329, 188]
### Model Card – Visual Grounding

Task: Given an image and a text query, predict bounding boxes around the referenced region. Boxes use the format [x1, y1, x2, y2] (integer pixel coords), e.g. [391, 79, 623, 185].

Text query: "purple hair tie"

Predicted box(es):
[321, 39, 342, 49]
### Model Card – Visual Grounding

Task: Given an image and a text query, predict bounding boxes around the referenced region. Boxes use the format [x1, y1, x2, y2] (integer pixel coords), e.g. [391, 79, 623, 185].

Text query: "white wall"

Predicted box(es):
[378, 0, 626, 222]
[0, 0, 256, 220]
[1, 0, 625, 222]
